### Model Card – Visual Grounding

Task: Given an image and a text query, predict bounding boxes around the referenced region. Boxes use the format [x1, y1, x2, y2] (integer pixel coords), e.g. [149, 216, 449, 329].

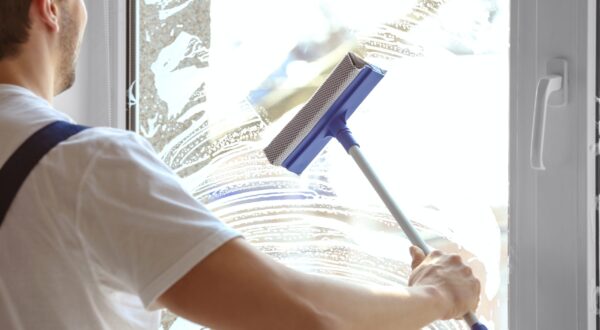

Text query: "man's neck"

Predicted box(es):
[0, 50, 55, 104]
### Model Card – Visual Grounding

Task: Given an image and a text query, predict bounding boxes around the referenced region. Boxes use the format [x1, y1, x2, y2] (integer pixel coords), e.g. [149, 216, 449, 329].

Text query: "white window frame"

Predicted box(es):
[67, 0, 599, 328]
[510, 0, 597, 328]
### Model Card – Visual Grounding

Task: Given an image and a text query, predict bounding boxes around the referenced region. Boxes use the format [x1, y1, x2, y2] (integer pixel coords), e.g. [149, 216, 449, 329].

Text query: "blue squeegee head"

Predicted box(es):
[263, 53, 386, 175]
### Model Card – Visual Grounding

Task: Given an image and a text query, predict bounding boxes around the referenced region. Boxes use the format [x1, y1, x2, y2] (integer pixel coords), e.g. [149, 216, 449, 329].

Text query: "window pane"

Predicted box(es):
[136, 1, 508, 329]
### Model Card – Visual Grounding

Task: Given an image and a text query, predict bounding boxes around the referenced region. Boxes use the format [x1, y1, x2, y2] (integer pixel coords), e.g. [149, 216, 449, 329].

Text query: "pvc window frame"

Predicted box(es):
[509, 0, 597, 329]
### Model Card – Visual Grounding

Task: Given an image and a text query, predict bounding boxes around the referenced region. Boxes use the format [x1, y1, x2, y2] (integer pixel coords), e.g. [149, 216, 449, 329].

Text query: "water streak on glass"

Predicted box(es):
[138, 1, 508, 329]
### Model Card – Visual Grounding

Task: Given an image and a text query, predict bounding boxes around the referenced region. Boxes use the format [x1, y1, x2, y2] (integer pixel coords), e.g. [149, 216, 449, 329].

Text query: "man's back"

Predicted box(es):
[0, 84, 240, 329]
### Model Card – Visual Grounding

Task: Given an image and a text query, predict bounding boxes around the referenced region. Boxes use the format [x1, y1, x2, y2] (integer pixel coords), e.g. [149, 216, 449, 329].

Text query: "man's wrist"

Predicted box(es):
[414, 285, 449, 321]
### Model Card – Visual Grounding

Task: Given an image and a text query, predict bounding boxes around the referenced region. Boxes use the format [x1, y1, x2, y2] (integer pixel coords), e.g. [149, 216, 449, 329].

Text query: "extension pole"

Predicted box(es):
[348, 145, 430, 254]
[346, 144, 485, 330]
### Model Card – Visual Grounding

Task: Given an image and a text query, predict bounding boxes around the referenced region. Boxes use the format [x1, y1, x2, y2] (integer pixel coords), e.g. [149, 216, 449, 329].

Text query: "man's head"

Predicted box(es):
[0, 0, 87, 98]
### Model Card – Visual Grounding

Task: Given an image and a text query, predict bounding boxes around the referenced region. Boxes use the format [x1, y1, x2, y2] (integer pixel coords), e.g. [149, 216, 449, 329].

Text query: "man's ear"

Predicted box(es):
[31, 0, 60, 33]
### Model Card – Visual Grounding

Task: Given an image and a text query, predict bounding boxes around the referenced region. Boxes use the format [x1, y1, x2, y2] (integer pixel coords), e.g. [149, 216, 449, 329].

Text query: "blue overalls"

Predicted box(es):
[0, 121, 89, 226]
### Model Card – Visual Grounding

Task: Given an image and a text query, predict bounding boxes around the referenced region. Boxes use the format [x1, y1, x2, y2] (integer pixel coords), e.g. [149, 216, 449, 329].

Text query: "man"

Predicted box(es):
[0, 0, 481, 329]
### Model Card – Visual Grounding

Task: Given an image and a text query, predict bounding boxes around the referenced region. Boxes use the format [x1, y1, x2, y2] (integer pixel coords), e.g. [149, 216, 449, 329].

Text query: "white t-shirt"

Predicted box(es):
[0, 85, 241, 329]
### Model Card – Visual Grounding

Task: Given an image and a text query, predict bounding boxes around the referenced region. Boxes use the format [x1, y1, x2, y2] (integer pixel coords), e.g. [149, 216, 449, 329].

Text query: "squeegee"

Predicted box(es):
[264, 53, 487, 330]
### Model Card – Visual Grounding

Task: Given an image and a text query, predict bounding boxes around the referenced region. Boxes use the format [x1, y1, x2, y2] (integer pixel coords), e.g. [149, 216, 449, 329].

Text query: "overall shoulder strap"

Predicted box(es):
[0, 121, 90, 227]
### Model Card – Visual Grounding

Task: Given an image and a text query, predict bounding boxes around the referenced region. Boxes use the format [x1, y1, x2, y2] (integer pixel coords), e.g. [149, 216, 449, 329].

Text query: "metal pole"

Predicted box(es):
[347, 145, 430, 253]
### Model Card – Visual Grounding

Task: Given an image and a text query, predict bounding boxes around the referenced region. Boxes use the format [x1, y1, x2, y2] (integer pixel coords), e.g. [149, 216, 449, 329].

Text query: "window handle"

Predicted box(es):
[530, 74, 564, 170]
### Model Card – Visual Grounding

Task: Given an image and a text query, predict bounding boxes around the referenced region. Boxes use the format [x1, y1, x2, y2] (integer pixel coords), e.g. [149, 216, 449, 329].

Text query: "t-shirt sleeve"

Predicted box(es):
[75, 130, 241, 309]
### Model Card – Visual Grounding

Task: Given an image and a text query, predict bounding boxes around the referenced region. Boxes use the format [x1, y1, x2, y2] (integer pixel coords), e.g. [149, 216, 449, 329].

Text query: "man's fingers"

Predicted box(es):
[409, 246, 426, 270]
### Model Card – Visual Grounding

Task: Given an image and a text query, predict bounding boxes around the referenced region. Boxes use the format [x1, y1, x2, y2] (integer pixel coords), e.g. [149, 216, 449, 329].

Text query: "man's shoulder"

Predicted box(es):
[47, 126, 164, 180]
[69, 127, 156, 157]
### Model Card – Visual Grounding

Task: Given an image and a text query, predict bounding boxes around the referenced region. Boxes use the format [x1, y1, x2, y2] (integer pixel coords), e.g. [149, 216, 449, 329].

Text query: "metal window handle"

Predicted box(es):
[530, 74, 564, 170]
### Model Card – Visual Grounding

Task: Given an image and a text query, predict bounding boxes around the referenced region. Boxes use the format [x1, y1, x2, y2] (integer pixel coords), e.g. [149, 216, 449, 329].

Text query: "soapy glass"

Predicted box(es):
[136, 1, 509, 329]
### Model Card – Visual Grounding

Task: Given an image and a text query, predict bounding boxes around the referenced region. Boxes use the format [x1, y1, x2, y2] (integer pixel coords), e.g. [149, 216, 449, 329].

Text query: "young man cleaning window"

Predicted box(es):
[0, 1, 481, 329]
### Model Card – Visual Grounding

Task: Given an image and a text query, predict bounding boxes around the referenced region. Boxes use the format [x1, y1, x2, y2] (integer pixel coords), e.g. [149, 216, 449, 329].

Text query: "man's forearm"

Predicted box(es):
[158, 238, 448, 330]
[286, 268, 445, 330]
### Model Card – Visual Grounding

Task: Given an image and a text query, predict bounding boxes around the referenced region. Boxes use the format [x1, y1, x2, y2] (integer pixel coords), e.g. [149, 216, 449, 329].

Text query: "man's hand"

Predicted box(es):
[408, 246, 481, 320]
